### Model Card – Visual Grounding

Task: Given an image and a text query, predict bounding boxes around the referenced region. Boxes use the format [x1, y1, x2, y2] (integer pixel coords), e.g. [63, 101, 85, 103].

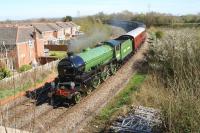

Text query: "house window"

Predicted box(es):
[28, 40, 33, 47]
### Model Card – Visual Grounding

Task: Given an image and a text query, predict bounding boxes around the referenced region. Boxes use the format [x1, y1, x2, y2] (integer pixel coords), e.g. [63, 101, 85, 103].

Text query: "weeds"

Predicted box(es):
[141, 28, 200, 132]
[100, 74, 146, 120]
[88, 73, 146, 132]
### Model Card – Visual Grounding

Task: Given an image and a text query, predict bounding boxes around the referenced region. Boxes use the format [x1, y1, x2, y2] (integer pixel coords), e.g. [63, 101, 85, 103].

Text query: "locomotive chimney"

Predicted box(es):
[67, 52, 74, 57]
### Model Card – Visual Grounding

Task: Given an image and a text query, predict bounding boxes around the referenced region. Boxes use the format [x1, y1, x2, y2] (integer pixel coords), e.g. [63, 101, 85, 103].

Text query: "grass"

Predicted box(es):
[100, 74, 146, 119]
[0, 81, 32, 99]
[88, 73, 146, 131]
[0, 70, 54, 100]
[49, 51, 66, 59]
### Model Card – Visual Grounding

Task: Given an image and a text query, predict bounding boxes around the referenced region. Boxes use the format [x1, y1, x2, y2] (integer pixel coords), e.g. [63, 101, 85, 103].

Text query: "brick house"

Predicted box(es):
[67, 22, 80, 36]
[56, 22, 72, 39]
[47, 23, 65, 41]
[0, 26, 44, 69]
[32, 23, 56, 45]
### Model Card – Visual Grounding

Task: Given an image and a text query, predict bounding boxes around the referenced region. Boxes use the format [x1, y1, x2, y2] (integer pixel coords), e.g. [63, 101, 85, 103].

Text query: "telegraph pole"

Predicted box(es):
[2, 41, 8, 61]
[0, 41, 8, 68]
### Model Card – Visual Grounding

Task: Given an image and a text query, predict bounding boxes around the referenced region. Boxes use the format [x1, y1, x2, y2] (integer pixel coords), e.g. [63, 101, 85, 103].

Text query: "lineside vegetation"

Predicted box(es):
[135, 28, 200, 132]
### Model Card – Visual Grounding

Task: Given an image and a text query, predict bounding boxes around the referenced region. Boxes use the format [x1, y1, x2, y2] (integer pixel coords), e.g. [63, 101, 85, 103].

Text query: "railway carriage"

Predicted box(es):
[48, 26, 146, 106]
[126, 27, 146, 50]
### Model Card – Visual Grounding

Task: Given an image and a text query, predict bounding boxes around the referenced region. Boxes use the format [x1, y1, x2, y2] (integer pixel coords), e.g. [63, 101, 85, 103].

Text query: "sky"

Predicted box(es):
[0, 0, 199, 20]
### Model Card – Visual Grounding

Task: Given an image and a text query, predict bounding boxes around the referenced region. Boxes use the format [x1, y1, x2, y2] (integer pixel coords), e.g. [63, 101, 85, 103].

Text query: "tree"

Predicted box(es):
[63, 16, 72, 22]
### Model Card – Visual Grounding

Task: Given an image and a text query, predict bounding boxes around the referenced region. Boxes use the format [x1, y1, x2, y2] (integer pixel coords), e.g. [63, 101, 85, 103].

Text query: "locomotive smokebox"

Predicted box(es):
[67, 52, 74, 57]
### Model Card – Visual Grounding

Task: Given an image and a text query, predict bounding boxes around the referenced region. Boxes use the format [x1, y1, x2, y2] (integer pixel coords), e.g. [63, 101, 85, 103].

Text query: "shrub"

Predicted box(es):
[0, 68, 11, 80]
[155, 30, 164, 40]
[19, 65, 32, 72]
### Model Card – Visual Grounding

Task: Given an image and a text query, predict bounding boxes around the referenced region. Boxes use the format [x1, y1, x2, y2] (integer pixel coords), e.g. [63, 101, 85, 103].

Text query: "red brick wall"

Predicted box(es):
[53, 29, 64, 39]
[42, 31, 54, 44]
[16, 42, 36, 68]
[53, 31, 57, 38]
[34, 38, 44, 58]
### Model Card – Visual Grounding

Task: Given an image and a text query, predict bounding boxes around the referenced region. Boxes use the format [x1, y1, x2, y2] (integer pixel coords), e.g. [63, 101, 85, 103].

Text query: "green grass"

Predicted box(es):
[49, 51, 67, 59]
[0, 72, 52, 100]
[0, 81, 32, 99]
[98, 73, 146, 121]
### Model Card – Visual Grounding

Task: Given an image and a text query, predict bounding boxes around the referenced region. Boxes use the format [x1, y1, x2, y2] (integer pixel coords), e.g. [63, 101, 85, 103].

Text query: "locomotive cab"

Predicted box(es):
[103, 40, 121, 61]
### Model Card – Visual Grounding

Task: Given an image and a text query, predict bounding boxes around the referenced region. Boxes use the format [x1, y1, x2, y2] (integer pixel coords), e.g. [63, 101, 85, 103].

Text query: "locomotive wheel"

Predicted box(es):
[101, 72, 108, 81]
[82, 85, 92, 96]
[49, 96, 55, 106]
[86, 88, 93, 95]
[50, 97, 54, 106]
[110, 64, 117, 75]
[92, 76, 101, 89]
[101, 67, 109, 81]
[72, 92, 81, 104]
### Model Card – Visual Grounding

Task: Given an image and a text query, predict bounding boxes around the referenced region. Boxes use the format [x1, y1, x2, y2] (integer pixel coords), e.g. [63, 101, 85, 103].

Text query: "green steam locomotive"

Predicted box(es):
[48, 27, 146, 105]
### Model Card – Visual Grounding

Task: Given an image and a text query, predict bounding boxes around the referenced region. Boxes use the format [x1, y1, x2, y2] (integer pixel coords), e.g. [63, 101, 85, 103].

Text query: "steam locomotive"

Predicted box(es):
[48, 27, 146, 106]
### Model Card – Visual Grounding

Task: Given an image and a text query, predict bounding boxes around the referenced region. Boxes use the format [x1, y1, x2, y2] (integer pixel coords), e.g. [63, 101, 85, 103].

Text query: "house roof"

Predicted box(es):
[65, 22, 73, 27]
[47, 23, 63, 31]
[0, 27, 17, 45]
[17, 26, 42, 43]
[33, 23, 54, 33]
[56, 22, 71, 28]
[68, 22, 78, 27]
[0, 26, 42, 45]
[17, 27, 33, 43]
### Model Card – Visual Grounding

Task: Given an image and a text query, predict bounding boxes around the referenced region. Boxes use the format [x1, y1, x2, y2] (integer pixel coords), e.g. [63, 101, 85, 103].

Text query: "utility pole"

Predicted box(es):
[2, 41, 8, 61]
[1, 41, 8, 68]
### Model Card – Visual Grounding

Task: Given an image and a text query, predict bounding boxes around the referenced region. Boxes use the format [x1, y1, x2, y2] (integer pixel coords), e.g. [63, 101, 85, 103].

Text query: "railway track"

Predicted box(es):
[0, 38, 149, 133]
[1, 100, 48, 128]
[21, 106, 69, 133]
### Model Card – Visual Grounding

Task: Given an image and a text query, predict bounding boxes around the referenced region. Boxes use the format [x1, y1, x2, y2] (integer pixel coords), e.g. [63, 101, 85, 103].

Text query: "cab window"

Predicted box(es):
[116, 45, 120, 51]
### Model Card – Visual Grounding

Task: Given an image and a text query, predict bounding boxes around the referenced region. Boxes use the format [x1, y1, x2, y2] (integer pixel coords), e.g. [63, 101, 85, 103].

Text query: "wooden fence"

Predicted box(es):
[0, 60, 59, 90]
[44, 45, 68, 51]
